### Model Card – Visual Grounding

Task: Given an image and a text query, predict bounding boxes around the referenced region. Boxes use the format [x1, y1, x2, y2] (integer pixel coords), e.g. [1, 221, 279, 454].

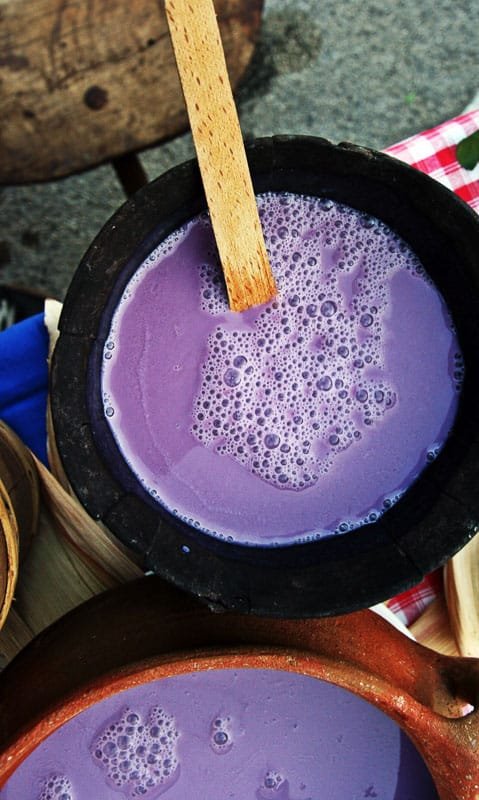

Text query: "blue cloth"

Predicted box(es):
[0, 313, 49, 464]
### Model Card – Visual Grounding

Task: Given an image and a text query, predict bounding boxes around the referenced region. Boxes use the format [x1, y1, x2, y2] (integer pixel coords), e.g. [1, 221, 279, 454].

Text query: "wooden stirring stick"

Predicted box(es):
[165, 0, 277, 312]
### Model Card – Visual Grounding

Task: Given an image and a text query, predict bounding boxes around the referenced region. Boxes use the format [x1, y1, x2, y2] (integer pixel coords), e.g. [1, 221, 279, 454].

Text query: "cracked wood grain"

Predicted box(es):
[0, 0, 263, 182]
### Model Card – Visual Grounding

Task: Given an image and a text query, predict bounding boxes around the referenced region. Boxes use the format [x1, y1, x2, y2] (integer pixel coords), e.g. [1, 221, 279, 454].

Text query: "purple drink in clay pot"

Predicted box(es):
[0, 668, 438, 798]
[51, 134, 479, 615]
[101, 191, 462, 546]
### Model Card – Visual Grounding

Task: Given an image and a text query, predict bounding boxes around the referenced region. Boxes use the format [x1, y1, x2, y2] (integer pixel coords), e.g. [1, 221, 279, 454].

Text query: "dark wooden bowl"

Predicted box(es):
[51, 136, 479, 617]
[0, 578, 478, 799]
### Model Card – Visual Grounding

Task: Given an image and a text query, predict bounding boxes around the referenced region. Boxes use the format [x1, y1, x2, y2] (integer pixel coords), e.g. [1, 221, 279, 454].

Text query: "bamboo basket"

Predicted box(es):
[0, 422, 39, 630]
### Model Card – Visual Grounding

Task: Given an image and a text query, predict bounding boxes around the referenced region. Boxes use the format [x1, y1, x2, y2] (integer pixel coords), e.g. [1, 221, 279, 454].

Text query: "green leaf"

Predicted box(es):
[456, 130, 479, 170]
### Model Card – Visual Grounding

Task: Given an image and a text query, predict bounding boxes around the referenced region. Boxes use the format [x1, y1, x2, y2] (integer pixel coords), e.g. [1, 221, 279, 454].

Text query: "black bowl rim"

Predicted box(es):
[50, 134, 479, 617]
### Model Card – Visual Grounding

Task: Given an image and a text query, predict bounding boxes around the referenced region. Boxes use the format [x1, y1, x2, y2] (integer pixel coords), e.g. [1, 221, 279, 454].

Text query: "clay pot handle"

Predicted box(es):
[309, 609, 479, 714]
[197, 608, 479, 800]
[158, 601, 479, 799]
[291, 611, 479, 800]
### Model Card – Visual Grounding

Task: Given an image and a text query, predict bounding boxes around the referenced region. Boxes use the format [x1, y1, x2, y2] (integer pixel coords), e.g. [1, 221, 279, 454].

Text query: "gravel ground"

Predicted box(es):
[1, 0, 478, 298]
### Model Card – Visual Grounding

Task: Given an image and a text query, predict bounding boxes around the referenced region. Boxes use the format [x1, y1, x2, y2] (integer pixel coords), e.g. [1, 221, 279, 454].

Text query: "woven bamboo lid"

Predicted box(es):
[0, 422, 39, 630]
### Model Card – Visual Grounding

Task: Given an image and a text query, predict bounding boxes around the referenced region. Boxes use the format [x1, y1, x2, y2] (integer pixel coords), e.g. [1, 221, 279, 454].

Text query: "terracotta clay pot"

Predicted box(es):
[0, 577, 478, 799]
[50, 135, 479, 618]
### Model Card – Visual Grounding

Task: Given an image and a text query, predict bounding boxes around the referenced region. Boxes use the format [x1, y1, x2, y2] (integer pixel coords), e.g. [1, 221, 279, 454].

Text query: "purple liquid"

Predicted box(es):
[0, 668, 438, 799]
[101, 192, 462, 545]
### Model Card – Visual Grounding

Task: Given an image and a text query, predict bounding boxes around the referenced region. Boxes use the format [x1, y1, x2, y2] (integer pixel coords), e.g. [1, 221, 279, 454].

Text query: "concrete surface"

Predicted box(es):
[1, 0, 478, 299]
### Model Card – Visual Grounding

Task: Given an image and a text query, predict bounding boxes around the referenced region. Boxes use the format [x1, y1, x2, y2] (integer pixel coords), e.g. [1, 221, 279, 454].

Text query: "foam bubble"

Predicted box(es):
[209, 714, 234, 755]
[185, 193, 429, 491]
[223, 368, 241, 387]
[91, 706, 180, 798]
[257, 770, 291, 800]
[38, 774, 74, 800]
[320, 300, 337, 317]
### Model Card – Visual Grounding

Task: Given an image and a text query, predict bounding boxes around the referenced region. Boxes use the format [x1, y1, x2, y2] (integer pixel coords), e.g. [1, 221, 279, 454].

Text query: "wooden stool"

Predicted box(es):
[0, 0, 263, 190]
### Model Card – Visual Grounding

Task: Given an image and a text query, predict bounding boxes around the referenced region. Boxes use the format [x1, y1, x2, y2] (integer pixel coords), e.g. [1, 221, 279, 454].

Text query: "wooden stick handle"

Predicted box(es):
[165, 0, 277, 311]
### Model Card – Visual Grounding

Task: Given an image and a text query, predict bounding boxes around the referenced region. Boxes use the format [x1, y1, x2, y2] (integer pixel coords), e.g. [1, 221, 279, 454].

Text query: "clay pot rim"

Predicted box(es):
[50, 134, 479, 617]
[0, 645, 446, 787]
[1, 578, 478, 799]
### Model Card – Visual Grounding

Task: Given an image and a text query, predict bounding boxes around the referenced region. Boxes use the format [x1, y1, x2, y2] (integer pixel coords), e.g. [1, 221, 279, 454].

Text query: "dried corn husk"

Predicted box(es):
[445, 534, 479, 657]
[410, 594, 460, 657]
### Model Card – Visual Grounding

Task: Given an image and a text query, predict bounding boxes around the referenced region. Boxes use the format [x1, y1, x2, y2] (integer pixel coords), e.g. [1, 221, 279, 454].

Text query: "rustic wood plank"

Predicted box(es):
[0, 0, 263, 183]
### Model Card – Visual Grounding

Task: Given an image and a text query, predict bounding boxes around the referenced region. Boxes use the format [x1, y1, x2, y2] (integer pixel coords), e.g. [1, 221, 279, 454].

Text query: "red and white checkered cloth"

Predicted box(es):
[386, 109, 479, 212]
[383, 108, 479, 626]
